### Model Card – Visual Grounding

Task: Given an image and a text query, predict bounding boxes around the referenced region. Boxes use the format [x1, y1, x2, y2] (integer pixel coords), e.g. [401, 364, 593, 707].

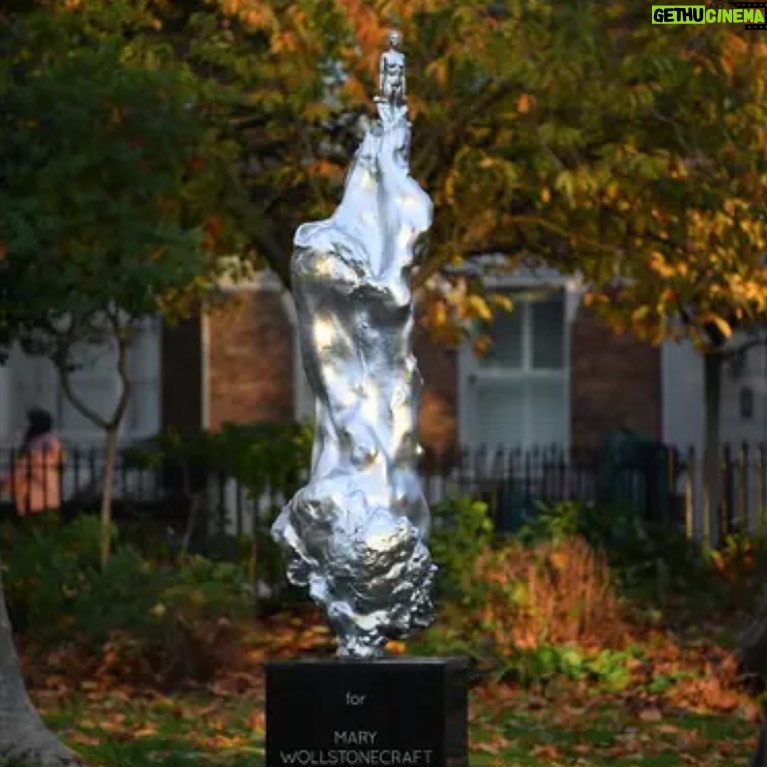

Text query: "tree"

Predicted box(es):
[0, 558, 82, 765]
[523, 15, 767, 535]
[0, 2, 247, 566]
[16, 0, 766, 529]
[106, 0, 560, 341]
[171, 1, 767, 480]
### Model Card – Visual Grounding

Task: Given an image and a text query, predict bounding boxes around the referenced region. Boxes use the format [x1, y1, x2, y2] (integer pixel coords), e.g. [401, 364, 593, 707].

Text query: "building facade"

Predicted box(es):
[1, 269, 762, 456]
[159, 268, 662, 454]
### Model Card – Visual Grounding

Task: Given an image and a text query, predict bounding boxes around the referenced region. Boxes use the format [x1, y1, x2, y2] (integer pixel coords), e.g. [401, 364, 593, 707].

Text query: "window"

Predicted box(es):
[479, 290, 565, 372]
[56, 318, 161, 442]
[126, 317, 161, 438]
[462, 288, 569, 449]
[56, 340, 120, 441]
[4, 317, 161, 446]
[740, 386, 754, 420]
[8, 352, 56, 442]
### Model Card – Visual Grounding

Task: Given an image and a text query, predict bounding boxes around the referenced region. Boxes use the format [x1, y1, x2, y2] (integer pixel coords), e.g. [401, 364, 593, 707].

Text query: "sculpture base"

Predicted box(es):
[265, 657, 469, 767]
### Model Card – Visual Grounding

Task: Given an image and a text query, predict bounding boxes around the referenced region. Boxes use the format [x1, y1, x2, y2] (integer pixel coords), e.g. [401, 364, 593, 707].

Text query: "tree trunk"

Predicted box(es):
[100, 426, 119, 569]
[703, 352, 723, 546]
[0, 559, 82, 766]
[55, 320, 133, 569]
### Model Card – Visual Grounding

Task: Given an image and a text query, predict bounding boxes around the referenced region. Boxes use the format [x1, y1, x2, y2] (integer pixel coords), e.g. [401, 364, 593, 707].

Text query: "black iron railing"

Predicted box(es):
[1, 442, 765, 547]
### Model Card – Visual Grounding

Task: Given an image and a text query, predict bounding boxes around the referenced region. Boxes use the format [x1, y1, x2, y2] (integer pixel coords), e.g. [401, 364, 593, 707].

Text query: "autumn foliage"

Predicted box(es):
[160, 0, 767, 358]
[442, 536, 628, 657]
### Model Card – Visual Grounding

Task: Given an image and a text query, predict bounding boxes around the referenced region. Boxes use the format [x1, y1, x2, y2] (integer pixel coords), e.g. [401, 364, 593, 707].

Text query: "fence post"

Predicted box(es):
[89, 447, 97, 507]
[684, 445, 695, 539]
[489, 446, 505, 527]
[217, 469, 227, 535]
[758, 443, 766, 536]
[702, 445, 712, 547]
[720, 444, 732, 545]
[737, 442, 749, 534]
[438, 447, 452, 506]
[524, 449, 532, 502]
[236, 475, 245, 539]
[459, 445, 470, 496]
[120, 447, 128, 505]
[662, 444, 675, 528]
[58, 448, 65, 513]
[70, 447, 78, 508]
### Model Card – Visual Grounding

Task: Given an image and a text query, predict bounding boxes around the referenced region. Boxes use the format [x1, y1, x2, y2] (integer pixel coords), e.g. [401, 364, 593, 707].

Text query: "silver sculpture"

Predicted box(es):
[377, 30, 406, 106]
[271, 31, 437, 659]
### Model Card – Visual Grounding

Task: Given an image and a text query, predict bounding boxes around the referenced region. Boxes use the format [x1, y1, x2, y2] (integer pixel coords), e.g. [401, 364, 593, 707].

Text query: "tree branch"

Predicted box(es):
[58, 360, 109, 432]
[107, 311, 134, 431]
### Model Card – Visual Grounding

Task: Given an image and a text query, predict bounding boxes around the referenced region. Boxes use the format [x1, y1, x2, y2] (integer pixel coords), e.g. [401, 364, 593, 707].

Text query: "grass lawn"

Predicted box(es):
[34, 684, 757, 767]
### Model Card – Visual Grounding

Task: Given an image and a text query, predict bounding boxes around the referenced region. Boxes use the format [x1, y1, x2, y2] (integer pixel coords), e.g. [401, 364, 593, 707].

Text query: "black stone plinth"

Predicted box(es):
[266, 656, 468, 767]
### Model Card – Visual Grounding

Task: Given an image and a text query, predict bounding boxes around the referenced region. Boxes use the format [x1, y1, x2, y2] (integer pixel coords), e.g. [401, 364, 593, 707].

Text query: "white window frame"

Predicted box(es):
[124, 316, 162, 440]
[55, 347, 120, 444]
[0, 318, 162, 448]
[54, 316, 162, 445]
[458, 267, 582, 450]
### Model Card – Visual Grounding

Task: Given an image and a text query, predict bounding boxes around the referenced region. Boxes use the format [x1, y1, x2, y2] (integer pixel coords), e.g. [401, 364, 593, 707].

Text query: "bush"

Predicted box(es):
[502, 644, 640, 691]
[418, 497, 742, 688]
[460, 535, 627, 653]
[519, 499, 725, 607]
[1, 514, 104, 636]
[125, 421, 313, 601]
[519, 499, 646, 550]
[417, 498, 631, 687]
[1, 515, 254, 685]
[429, 495, 493, 601]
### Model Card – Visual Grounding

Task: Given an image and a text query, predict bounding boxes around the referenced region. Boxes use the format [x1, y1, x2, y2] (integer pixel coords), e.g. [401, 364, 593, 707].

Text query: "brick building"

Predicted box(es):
[2, 266, 763, 457]
[161, 267, 661, 454]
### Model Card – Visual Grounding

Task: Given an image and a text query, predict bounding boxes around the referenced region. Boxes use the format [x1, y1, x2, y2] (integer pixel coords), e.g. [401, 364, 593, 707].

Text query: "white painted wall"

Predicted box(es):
[0, 364, 12, 445]
[662, 338, 767, 450]
[719, 344, 767, 446]
[661, 340, 704, 450]
[0, 319, 162, 448]
[662, 338, 767, 538]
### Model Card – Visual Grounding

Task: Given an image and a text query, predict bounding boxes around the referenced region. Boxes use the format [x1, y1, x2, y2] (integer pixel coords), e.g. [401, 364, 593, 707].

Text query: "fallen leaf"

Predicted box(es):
[639, 707, 663, 722]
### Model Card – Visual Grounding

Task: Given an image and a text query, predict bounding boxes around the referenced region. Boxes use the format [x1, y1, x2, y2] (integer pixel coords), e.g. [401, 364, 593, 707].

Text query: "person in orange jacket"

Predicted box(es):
[0, 409, 65, 516]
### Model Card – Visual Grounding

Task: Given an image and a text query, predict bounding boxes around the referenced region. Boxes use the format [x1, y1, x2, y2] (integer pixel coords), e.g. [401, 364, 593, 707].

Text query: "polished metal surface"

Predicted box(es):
[271, 32, 436, 658]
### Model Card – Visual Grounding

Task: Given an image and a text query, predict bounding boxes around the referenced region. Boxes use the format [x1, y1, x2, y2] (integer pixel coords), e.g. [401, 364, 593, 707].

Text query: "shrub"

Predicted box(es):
[502, 644, 640, 691]
[520, 499, 725, 610]
[418, 532, 629, 680]
[467, 535, 626, 652]
[1, 515, 254, 685]
[1, 514, 104, 636]
[520, 499, 646, 550]
[125, 421, 313, 601]
[160, 555, 253, 623]
[70, 545, 163, 642]
[429, 495, 493, 600]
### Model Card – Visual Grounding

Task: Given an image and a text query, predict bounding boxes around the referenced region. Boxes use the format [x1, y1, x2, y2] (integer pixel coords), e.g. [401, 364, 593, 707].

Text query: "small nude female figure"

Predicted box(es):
[378, 30, 406, 106]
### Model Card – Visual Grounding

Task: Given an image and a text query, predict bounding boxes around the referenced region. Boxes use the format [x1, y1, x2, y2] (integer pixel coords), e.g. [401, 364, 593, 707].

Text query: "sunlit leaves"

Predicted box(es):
[11, 0, 766, 359]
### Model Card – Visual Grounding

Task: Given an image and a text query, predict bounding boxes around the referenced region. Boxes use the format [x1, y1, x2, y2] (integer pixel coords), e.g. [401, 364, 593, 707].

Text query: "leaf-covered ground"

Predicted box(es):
[35, 685, 757, 767]
[24, 611, 762, 767]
